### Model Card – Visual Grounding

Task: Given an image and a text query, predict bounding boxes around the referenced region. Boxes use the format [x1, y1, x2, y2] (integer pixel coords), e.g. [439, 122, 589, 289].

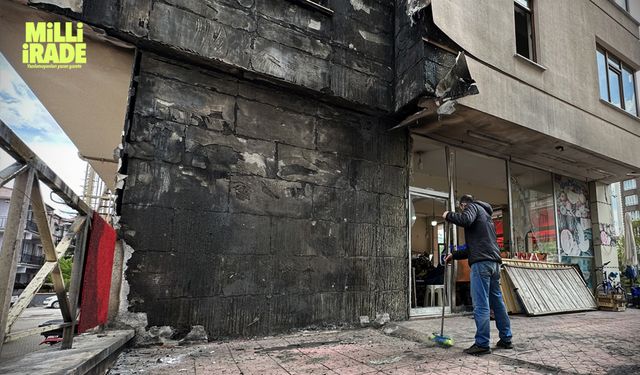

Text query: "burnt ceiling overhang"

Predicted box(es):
[403, 104, 635, 184]
[392, 51, 478, 130]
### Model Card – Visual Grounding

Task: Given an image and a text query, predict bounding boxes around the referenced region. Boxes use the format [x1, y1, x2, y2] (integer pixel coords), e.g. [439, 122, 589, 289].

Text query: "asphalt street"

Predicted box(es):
[0, 306, 62, 362]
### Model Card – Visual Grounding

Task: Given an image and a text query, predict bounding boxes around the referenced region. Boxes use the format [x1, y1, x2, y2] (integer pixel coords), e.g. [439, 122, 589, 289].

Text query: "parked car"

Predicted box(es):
[42, 295, 60, 309]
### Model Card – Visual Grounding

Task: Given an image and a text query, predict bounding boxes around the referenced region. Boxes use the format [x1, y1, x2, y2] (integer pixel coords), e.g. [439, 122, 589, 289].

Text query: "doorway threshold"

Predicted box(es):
[409, 310, 473, 320]
[409, 306, 451, 318]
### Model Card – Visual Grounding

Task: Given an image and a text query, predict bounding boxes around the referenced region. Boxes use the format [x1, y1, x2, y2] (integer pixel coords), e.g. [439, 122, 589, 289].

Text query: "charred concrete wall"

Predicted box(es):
[394, 0, 425, 112]
[394, 4, 460, 112]
[119, 53, 408, 338]
[79, 0, 394, 111]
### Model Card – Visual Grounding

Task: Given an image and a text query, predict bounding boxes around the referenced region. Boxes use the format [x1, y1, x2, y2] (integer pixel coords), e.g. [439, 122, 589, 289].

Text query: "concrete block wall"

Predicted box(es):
[119, 53, 409, 338]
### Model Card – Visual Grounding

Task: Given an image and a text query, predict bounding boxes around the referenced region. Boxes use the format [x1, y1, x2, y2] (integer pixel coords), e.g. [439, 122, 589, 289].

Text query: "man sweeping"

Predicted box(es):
[443, 194, 513, 355]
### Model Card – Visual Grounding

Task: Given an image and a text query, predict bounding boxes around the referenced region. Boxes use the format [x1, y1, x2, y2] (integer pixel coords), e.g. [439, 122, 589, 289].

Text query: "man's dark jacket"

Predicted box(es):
[445, 200, 502, 266]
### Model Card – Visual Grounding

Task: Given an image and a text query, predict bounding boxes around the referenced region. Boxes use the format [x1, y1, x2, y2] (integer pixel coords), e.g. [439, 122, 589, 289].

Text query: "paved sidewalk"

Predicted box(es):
[107, 309, 640, 375]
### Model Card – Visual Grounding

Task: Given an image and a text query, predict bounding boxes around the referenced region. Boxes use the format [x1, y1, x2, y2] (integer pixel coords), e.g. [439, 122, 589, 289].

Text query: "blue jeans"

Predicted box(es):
[470, 261, 512, 348]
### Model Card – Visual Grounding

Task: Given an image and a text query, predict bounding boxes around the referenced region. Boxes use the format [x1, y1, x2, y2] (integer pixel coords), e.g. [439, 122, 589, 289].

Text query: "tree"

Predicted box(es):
[44, 256, 73, 291]
[616, 219, 640, 286]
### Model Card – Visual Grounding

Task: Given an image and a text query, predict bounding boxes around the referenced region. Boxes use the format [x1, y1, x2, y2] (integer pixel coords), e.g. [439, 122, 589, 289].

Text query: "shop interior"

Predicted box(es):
[410, 135, 511, 314]
[410, 194, 447, 309]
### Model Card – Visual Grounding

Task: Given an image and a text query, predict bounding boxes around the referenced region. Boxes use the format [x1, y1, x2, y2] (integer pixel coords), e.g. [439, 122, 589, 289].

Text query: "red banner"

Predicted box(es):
[78, 213, 116, 333]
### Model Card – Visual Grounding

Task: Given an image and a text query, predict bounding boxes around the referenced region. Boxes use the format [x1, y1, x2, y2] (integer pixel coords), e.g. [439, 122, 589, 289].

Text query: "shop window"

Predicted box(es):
[455, 149, 510, 253]
[511, 163, 557, 261]
[597, 47, 638, 116]
[514, 0, 536, 61]
[625, 194, 639, 206]
[554, 175, 594, 287]
[623, 178, 637, 190]
[409, 136, 452, 312]
[410, 136, 448, 192]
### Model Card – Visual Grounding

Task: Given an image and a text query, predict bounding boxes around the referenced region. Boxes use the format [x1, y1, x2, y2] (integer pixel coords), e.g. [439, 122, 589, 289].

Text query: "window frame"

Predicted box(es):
[597, 46, 639, 116]
[624, 178, 637, 190]
[625, 194, 639, 206]
[613, 0, 630, 12]
[514, 0, 537, 62]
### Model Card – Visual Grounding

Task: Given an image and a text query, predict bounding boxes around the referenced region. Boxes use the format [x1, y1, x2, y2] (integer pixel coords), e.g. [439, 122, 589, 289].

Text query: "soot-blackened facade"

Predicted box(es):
[120, 54, 409, 337]
[80, 0, 420, 338]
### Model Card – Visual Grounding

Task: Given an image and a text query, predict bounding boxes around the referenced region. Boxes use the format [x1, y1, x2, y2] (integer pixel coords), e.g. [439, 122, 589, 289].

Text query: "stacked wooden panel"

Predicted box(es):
[500, 259, 569, 314]
[501, 260, 597, 316]
[500, 266, 523, 314]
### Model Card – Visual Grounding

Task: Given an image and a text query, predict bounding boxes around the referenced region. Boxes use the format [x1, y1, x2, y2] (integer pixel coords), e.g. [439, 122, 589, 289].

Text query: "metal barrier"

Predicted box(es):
[0, 119, 93, 353]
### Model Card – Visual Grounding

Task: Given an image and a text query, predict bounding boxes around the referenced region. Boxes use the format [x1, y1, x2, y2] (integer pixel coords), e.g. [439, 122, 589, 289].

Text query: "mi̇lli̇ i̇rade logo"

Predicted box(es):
[23, 22, 86, 69]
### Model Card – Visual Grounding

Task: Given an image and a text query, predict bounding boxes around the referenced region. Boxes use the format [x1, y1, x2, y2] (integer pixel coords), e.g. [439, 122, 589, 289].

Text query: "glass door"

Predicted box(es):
[409, 188, 452, 317]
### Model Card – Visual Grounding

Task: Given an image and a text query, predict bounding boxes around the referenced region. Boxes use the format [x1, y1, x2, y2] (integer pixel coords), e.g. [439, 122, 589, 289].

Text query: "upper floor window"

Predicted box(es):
[624, 178, 637, 190]
[631, 210, 640, 221]
[514, 0, 536, 61]
[597, 47, 638, 116]
[613, 0, 630, 12]
[625, 194, 638, 206]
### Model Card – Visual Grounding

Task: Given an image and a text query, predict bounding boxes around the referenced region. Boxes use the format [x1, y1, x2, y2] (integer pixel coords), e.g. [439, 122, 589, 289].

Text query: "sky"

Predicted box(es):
[0, 52, 88, 216]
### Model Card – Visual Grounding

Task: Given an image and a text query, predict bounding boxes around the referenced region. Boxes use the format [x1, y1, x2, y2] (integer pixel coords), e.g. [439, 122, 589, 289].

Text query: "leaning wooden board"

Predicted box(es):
[503, 264, 597, 316]
[499, 259, 571, 314]
[500, 267, 522, 314]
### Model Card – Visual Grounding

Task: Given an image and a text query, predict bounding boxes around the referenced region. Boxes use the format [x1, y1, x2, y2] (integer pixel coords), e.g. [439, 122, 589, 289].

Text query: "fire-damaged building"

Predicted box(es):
[2, 0, 640, 339]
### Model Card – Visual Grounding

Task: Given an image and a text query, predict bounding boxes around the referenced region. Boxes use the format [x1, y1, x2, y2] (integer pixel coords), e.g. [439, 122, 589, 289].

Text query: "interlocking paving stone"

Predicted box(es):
[108, 309, 640, 374]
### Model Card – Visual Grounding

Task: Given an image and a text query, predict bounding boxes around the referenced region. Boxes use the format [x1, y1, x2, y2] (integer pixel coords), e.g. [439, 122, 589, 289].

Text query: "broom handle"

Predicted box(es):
[440, 221, 448, 336]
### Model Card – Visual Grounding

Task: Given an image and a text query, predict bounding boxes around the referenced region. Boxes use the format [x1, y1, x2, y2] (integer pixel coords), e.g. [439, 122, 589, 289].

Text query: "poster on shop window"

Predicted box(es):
[554, 175, 594, 287]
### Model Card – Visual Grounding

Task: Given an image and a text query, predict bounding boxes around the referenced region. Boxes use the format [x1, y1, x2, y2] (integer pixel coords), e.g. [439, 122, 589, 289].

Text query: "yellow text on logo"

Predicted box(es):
[22, 22, 86, 66]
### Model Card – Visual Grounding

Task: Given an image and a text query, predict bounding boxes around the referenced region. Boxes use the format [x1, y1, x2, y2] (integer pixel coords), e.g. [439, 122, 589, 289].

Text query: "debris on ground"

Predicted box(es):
[178, 325, 208, 345]
[372, 313, 390, 328]
[359, 315, 370, 327]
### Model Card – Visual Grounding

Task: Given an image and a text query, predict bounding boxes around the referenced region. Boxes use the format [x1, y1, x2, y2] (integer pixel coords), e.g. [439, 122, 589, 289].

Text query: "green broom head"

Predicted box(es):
[429, 333, 454, 348]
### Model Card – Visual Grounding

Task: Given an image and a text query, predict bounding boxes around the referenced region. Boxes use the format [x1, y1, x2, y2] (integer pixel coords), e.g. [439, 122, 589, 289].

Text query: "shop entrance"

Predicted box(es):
[409, 189, 451, 316]
[408, 134, 511, 315]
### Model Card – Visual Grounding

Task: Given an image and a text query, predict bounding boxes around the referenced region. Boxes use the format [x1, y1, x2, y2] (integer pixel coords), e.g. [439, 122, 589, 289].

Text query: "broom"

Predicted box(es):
[429, 221, 454, 348]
